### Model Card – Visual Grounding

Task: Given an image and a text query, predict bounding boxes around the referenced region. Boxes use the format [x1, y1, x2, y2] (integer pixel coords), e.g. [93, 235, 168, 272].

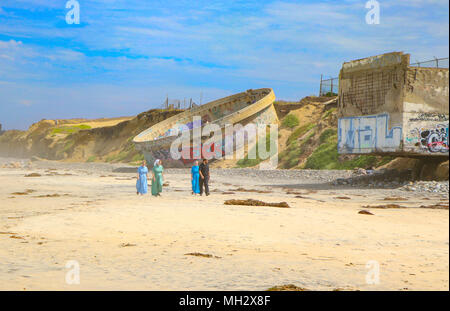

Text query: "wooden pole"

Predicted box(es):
[319, 74, 323, 96]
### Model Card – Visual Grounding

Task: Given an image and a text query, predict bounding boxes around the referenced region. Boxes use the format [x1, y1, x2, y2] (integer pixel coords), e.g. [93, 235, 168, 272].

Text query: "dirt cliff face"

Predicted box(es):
[0, 109, 183, 163]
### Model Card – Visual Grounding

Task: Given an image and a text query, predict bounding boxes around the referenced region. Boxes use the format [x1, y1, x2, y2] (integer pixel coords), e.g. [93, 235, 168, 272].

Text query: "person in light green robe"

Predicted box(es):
[151, 159, 164, 196]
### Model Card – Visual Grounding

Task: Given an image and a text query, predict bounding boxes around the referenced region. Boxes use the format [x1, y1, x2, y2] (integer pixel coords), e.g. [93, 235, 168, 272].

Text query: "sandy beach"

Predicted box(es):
[0, 158, 448, 291]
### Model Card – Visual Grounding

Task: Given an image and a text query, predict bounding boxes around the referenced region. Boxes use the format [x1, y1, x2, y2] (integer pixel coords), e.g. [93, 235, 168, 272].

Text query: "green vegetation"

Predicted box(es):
[51, 124, 92, 135]
[129, 152, 145, 166]
[105, 151, 129, 163]
[236, 155, 261, 168]
[321, 107, 336, 120]
[324, 92, 337, 97]
[105, 140, 141, 163]
[305, 130, 394, 170]
[54, 138, 75, 158]
[319, 128, 336, 144]
[86, 156, 96, 162]
[376, 156, 395, 167]
[237, 130, 276, 168]
[62, 139, 75, 153]
[278, 140, 303, 168]
[131, 153, 145, 162]
[286, 123, 315, 146]
[279, 127, 316, 169]
[281, 114, 300, 128]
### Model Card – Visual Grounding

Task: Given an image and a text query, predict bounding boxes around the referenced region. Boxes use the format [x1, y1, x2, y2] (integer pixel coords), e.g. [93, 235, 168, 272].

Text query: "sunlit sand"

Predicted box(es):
[0, 159, 448, 291]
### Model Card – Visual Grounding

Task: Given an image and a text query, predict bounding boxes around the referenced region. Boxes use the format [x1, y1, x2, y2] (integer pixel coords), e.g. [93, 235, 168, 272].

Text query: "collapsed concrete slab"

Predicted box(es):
[133, 88, 277, 167]
[337, 52, 449, 157]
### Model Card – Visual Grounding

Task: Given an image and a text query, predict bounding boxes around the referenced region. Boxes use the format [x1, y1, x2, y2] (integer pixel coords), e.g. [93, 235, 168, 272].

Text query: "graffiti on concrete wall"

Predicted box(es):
[338, 113, 402, 154]
[408, 113, 449, 122]
[406, 124, 449, 153]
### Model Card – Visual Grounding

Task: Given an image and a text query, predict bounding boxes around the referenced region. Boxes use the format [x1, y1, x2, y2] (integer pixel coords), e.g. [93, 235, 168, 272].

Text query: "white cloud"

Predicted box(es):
[19, 99, 32, 107]
[0, 39, 23, 49]
[45, 49, 85, 62]
[116, 26, 177, 38]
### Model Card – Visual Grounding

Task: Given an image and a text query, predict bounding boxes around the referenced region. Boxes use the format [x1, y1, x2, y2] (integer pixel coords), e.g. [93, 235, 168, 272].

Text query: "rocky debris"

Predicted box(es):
[285, 189, 317, 195]
[362, 204, 406, 209]
[295, 195, 311, 199]
[332, 168, 448, 196]
[353, 167, 371, 175]
[35, 194, 70, 198]
[333, 168, 413, 188]
[2, 162, 21, 168]
[362, 202, 449, 210]
[9, 235, 25, 239]
[358, 210, 374, 215]
[334, 196, 351, 200]
[419, 202, 449, 210]
[119, 243, 136, 247]
[0, 158, 33, 169]
[166, 168, 355, 184]
[400, 181, 449, 196]
[267, 284, 309, 291]
[224, 199, 290, 208]
[11, 189, 35, 196]
[185, 252, 221, 259]
[286, 190, 303, 195]
[332, 287, 360, 291]
[383, 197, 408, 201]
[24, 173, 41, 177]
[112, 167, 138, 173]
[45, 172, 73, 176]
[1, 160, 32, 169]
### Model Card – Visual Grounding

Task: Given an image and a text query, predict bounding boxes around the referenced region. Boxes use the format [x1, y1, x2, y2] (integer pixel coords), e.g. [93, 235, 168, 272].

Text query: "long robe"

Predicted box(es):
[136, 165, 148, 194]
[191, 165, 200, 194]
[151, 165, 164, 196]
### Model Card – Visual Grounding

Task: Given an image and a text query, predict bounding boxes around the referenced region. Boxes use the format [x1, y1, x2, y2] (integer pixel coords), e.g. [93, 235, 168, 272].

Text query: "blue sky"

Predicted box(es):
[0, 0, 448, 130]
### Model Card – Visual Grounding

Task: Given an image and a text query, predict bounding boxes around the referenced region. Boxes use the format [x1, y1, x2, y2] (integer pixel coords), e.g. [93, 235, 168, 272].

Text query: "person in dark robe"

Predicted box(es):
[199, 158, 210, 196]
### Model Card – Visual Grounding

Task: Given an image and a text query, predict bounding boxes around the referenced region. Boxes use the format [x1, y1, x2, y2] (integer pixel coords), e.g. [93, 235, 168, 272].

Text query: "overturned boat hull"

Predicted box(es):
[133, 88, 277, 167]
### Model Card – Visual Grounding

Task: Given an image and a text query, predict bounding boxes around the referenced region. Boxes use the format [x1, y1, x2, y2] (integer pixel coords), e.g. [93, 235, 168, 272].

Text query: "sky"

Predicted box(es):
[0, 0, 448, 130]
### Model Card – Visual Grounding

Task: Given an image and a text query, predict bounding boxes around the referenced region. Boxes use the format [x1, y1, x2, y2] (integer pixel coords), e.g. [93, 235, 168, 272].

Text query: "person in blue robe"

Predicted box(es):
[191, 160, 200, 195]
[136, 160, 149, 195]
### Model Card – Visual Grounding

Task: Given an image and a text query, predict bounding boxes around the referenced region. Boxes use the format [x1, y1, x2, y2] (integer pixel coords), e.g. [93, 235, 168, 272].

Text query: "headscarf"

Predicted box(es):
[154, 159, 160, 167]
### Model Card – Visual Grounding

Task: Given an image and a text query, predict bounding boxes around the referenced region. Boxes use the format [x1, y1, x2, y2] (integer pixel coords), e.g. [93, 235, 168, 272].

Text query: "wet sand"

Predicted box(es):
[0, 159, 448, 290]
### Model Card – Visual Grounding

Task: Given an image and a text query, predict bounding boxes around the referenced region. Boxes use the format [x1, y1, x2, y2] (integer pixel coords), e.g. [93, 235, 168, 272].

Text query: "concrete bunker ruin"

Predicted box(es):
[337, 52, 449, 157]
